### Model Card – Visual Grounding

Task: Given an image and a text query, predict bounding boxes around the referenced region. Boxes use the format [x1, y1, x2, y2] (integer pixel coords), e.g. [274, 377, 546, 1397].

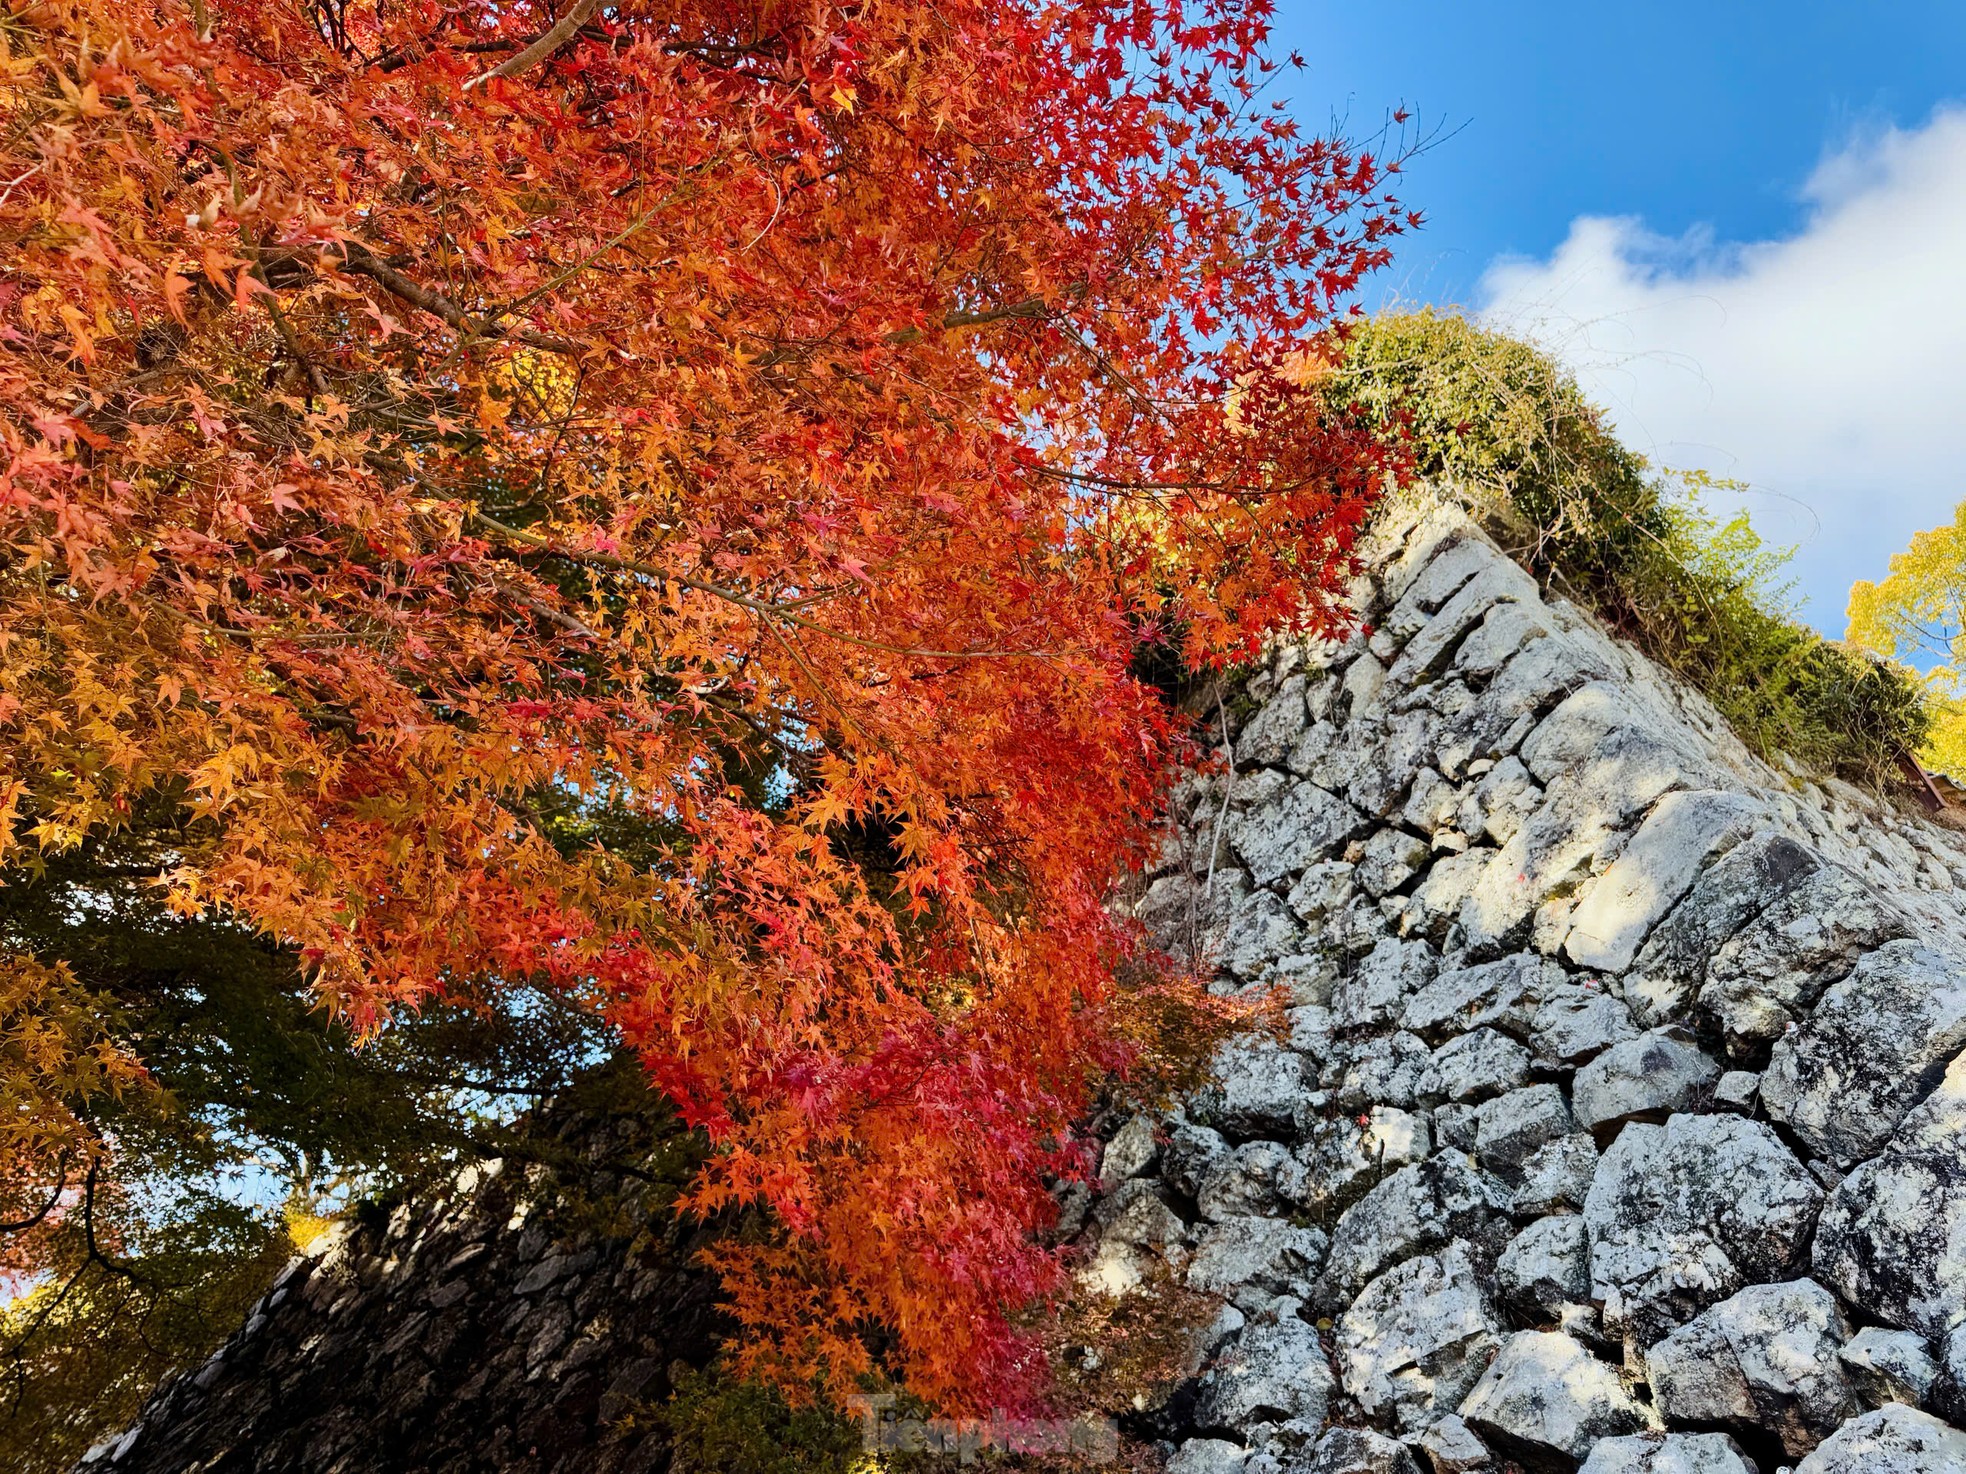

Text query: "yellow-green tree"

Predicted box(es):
[1847, 502, 1966, 779]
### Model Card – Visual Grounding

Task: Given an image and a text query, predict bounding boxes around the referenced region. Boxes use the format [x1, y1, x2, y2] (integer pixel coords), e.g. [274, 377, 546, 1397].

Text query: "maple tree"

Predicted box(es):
[0, 0, 1410, 1408]
[1847, 500, 1966, 780]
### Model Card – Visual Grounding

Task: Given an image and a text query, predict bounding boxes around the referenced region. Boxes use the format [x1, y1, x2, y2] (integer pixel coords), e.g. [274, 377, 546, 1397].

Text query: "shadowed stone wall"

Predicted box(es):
[75, 1085, 723, 1474]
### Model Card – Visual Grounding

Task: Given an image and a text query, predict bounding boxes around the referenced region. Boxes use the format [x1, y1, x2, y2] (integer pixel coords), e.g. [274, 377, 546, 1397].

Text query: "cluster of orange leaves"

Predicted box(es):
[0, 951, 143, 1290]
[0, 0, 1409, 1407]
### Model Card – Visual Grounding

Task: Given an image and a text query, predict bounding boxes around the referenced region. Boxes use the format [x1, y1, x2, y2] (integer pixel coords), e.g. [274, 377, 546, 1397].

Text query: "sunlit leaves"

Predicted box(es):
[1847, 500, 1966, 779]
[0, 952, 148, 1173]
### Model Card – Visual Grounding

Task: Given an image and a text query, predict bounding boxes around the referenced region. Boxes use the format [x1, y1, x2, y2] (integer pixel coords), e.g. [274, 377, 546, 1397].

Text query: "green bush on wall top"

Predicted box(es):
[1331, 311, 1930, 787]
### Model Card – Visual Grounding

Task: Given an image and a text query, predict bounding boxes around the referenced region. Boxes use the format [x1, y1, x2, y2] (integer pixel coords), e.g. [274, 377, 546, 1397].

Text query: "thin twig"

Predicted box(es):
[261, 290, 327, 401]
[0, 162, 44, 210]
[1201, 686, 1235, 920]
[491, 167, 711, 326]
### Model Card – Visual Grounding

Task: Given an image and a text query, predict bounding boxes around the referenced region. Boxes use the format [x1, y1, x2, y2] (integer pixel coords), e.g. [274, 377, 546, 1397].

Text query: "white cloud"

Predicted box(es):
[1478, 107, 1966, 633]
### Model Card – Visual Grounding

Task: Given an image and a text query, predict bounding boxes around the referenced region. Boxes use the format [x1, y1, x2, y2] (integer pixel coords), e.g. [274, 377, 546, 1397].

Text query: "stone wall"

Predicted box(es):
[1101, 497, 1966, 1473]
[73, 1086, 724, 1474]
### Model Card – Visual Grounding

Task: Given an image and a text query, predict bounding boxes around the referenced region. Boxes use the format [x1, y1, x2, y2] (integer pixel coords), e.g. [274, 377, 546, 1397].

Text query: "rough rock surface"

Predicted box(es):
[1497, 1213, 1592, 1317]
[1811, 1052, 1966, 1349]
[1583, 1115, 1823, 1352]
[1296, 1426, 1425, 1473]
[1571, 1029, 1722, 1136]
[1187, 1215, 1328, 1313]
[1761, 939, 1966, 1166]
[1459, 1331, 1659, 1467]
[1336, 1244, 1502, 1432]
[86, 496, 1966, 1473]
[1576, 1433, 1758, 1474]
[1191, 1314, 1336, 1438]
[1317, 1151, 1496, 1305]
[1563, 791, 1761, 974]
[1791, 1404, 1966, 1473]
[1416, 1415, 1496, 1473]
[1645, 1278, 1857, 1456]
[1102, 1113, 1161, 1182]
[1841, 1326, 1942, 1409]
[1170, 1437, 1251, 1474]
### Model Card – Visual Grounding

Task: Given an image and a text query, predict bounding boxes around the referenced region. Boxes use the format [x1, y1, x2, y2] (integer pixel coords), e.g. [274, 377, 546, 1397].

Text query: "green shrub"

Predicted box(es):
[659, 1365, 868, 1474]
[1330, 311, 1930, 786]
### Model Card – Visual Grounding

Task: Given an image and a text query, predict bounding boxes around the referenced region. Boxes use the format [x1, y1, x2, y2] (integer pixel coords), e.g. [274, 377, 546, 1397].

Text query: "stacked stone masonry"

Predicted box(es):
[70, 1097, 723, 1474]
[1112, 499, 1966, 1474]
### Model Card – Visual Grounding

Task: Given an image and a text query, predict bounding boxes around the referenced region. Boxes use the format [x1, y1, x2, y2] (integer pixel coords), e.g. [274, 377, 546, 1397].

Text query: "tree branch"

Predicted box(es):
[749, 296, 1058, 372]
[0, 1153, 68, 1235]
[884, 296, 1052, 344]
[79, 1156, 147, 1286]
[464, 0, 603, 88]
[471, 512, 1042, 660]
[331, 243, 585, 355]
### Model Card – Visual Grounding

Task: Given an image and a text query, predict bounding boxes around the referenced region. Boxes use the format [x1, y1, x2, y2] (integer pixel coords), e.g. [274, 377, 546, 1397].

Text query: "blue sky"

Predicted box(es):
[1269, 2, 1966, 633]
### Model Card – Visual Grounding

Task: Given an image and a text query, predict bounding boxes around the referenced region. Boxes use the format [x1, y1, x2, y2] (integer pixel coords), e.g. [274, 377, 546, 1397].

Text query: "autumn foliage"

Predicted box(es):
[0, 0, 1408, 1408]
[1847, 501, 1966, 781]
